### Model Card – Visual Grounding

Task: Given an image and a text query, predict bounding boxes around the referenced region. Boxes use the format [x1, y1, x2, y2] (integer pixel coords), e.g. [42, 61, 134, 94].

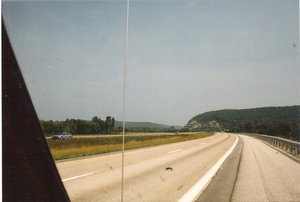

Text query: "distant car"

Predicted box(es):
[51, 132, 72, 140]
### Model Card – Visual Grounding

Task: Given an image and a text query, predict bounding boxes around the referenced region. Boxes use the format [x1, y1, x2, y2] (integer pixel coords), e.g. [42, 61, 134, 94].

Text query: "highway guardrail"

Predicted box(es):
[248, 134, 300, 159]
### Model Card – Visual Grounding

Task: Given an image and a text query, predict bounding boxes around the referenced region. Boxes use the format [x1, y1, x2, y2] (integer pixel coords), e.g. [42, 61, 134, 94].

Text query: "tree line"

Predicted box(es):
[40, 117, 183, 135]
[225, 120, 299, 140]
[40, 116, 115, 135]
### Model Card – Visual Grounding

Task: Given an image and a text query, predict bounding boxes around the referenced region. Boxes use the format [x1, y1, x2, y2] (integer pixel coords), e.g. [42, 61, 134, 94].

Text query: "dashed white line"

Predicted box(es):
[62, 171, 98, 182]
[168, 149, 183, 154]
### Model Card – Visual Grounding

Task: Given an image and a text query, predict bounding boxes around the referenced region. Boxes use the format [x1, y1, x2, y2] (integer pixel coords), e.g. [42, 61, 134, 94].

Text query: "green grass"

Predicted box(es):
[47, 132, 214, 160]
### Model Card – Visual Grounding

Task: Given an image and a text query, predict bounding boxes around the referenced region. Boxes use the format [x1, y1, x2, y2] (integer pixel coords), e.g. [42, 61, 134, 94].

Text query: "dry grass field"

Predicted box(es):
[47, 132, 214, 160]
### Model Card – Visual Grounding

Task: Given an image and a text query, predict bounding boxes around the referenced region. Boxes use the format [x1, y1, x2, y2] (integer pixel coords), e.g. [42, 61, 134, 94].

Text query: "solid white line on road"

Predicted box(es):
[168, 149, 183, 154]
[178, 135, 238, 202]
[62, 171, 98, 182]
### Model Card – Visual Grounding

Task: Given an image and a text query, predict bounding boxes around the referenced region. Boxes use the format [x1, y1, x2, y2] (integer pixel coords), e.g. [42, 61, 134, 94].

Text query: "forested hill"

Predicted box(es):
[185, 106, 300, 140]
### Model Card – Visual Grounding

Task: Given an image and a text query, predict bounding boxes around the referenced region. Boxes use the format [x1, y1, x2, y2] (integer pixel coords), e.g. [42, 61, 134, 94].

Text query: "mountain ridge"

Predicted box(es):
[185, 105, 300, 140]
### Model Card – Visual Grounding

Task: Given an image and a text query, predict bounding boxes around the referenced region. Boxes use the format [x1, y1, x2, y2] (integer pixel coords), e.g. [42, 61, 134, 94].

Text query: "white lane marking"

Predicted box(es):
[168, 149, 183, 154]
[178, 135, 238, 202]
[62, 171, 98, 182]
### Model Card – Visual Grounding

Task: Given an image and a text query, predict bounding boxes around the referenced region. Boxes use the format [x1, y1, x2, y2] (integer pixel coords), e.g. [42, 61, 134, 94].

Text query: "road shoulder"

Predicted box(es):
[196, 136, 243, 202]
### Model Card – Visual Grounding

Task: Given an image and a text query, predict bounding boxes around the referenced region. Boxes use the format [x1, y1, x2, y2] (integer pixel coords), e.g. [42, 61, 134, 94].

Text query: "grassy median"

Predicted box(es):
[47, 132, 213, 160]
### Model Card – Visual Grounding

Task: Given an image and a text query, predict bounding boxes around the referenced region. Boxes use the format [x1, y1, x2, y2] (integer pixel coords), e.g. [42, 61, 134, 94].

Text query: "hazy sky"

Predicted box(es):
[3, 0, 300, 126]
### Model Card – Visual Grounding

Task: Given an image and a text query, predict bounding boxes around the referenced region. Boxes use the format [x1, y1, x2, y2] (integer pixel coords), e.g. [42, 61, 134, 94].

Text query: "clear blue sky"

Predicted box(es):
[3, 0, 300, 126]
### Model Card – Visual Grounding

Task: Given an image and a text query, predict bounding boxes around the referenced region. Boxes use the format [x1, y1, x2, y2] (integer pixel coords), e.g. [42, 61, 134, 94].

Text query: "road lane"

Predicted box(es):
[179, 135, 238, 202]
[56, 133, 236, 202]
[232, 135, 300, 202]
[167, 149, 183, 154]
[62, 172, 98, 182]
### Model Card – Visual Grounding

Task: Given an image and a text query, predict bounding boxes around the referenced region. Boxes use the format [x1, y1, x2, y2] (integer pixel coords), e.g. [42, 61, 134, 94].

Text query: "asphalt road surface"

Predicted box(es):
[231, 135, 300, 202]
[56, 133, 236, 202]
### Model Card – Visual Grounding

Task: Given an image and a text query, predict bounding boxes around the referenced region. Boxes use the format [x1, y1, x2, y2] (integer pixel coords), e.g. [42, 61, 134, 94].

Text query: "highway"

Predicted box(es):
[231, 135, 300, 202]
[56, 133, 300, 202]
[198, 134, 300, 202]
[56, 133, 236, 202]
